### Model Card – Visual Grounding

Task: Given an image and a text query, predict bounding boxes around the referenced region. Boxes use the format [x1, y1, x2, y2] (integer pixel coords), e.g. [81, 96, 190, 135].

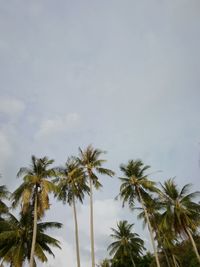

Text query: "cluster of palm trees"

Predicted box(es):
[0, 157, 62, 267]
[0, 145, 200, 267]
[100, 160, 200, 267]
[0, 145, 114, 267]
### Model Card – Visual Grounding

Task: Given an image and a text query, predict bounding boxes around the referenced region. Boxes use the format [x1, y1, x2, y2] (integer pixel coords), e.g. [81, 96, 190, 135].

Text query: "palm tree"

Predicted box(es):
[11, 156, 56, 267]
[78, 145, 115, 267]
[0, 207, 62, 267]
[137, 196, 174, 267]
[160, 178, 200, 264]
[174, 235, 200, 267]
[107, 220, 145, 267]
[97, 258, 111, 267]
[157, 226, 178, 267]
[117, 159, 161, 267]
[0, 185, 9, 218]
[0, 185, 10, 266]
[55, 156, 90, 267]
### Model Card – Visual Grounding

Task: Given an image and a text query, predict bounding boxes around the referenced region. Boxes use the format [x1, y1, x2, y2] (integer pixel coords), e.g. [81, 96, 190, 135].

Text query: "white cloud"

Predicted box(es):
[0, 97, 25, 117]
[0, 0, 200, 265]
[39, 198, 123, 267]
[0, 131, 12, 173]
[35, 113, 80, 139]
[40, 236, 91, 267]
[70, 198, 122, 239]
[40, 237, 77, 267]
[64, 198, 123, 265]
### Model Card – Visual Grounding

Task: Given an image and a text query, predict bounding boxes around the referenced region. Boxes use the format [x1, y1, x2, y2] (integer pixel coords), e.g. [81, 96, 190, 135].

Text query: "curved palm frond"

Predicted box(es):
[0, 209, 62, 266]
[107, 220, 145, 264]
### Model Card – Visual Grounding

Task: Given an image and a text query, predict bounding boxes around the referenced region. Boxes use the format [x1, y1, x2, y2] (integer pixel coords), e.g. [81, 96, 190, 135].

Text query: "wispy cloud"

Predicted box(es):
[0, 97, 25, 117]
[0, 0, 199, 265]
[0, 131, 13, 173]
[43, 198, 124, 267]
[35, 113, 80, 139]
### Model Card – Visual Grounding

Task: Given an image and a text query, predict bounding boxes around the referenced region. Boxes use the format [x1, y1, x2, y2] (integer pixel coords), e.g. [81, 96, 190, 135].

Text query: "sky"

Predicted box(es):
[0, 0, 200, 266]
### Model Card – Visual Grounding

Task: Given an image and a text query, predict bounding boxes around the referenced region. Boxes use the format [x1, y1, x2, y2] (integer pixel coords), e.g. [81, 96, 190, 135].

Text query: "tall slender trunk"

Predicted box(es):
[156, 230, 171, 267]
[0, 259, 5, 267]
[29, 191, 38, 267]
[130, 255, 136, 267]
[154, 221, 171, 267]
[137, 188, 161, 267]
[186, 227, 200, 264]
[163, 248, 171, 267]
[72, 196, 81, 267]
[172, 254, 179, 267]
[89, 177, 95, 267]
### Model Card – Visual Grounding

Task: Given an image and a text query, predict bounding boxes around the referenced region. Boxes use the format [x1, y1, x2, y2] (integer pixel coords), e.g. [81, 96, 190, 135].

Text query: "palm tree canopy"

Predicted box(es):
[0, 185, 10, 216]
[78, 145, 115, 267]
[98, 258, 111, 267]
[11, 156, 56, 218]
[159, 178, 200, 236]
[137, 196, 162, 229]
[0, 207, 62, 267]
[78, 145, 115, 188]
[55, 156, 90, 205]
[107, 220, 145, 259]
[118, 160, 158, 209]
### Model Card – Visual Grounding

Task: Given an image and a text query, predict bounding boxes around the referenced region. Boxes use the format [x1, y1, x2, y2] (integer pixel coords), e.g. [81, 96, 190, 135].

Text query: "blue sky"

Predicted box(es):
[0, 0, 200, 266]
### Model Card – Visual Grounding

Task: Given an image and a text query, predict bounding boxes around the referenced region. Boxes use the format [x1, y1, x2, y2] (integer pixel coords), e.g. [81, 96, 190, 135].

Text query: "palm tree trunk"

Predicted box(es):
[72, 196, 81, 267]
[163, 248, 171, 267]
[89, 177, 95, 267]
[172, 254, 179, 267]
[0, 259, 5, 267]
[154, 223, 171, 267]
[130, 255, 136, 267]
[29, 192, 38, 267]
[186, 227, 200, 264]
[137, 188, 161, 267]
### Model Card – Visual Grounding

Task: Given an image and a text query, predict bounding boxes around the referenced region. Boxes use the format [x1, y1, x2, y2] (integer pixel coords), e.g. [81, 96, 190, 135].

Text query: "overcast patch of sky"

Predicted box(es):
[0, 0, 200, 266]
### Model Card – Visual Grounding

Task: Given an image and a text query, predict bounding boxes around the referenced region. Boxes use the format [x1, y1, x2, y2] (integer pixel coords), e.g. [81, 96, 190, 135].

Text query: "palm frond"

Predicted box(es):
[38, 222, 63, 231]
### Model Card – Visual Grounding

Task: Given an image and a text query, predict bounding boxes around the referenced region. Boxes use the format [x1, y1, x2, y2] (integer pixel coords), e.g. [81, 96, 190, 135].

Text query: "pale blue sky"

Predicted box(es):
[0, 1, 200, 266]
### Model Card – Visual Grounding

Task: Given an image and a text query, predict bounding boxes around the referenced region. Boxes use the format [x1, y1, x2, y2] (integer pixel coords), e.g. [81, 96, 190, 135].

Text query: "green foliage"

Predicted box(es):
[174, 235, 200, 267]
[118, 159, 158, 209]
[138, 252, 154, 267]
[1, 148, 200, 267]
[97, 258, 111, 267]
[55, 156, 89, 205]
[12, 156, 56, 218]
[160, 178, 200, 236]
[0, 207, 62, 267]
[0, 185, 9, 218]
[107, 220, 145, 267]
[78, 145, 115, 188]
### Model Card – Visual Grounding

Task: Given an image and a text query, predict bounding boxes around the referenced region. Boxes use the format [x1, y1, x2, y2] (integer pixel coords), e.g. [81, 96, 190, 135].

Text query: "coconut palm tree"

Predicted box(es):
[97, 258, 111, 267]
[11, 156, 56, 267]
[0, 185, 9, 218]
[117, 159, 161, 267]
[137, 196, 175, 267]
[107, 220, 145, 267]
[160, 178, 200, 264]
[55, 156, 90, 267]
[0, 207, 62, 267]
[0, 184, 10, 266]
[78, 145, 115, 267]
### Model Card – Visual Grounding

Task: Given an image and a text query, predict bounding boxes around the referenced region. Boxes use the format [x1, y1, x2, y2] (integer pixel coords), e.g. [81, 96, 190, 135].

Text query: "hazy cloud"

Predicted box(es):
[0, 97, 25, 117]
[35, 113, 80, 139]
[0, 0, 199, 265]
[0, 131, 12, 173]
[43, 198, 125, 267]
